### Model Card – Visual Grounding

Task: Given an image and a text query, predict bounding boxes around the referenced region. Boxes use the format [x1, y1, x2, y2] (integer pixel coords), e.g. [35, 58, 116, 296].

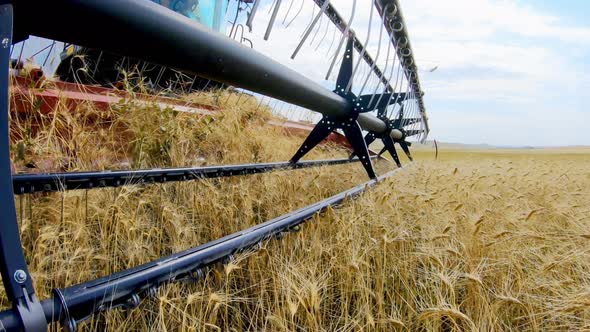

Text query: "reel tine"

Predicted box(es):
[324, 22, 338, 55]
[291, 0, 330, 59]
[301, 3, 316, 38]
[314, 12, 331, 50]
[264, 0, 283, 40]
[326, 32, 347, 81]
[285, 0, 305, 28]
[326, 0, 356, 80]
[282, 0, 296, 25]
[358, 4, 386, 97]
[369, 40, 400, 112]
[309, 10, 324, 46]
[345, 0, 374, 94]
[268, 0, 277, 14]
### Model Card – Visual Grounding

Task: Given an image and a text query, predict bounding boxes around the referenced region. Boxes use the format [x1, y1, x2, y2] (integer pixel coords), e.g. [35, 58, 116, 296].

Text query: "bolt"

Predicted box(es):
[147, 286, 159, 298]
[14, 270, 27, 284]
[64, 318, 77, 332]
[1, 38, 9, 49]
[193, 268, 205, 280]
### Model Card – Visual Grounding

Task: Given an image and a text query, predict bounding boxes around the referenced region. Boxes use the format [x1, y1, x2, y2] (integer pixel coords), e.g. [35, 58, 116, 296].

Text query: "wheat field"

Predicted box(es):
[4, 86, 590, 331]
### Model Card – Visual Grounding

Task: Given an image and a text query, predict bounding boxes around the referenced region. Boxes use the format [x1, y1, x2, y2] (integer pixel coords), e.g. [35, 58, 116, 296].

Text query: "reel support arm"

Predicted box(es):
[0, 4, 47, 331]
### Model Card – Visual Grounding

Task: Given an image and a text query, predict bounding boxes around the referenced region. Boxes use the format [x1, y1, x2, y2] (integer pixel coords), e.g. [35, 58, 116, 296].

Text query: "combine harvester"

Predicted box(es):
[0, 0, 428, 330]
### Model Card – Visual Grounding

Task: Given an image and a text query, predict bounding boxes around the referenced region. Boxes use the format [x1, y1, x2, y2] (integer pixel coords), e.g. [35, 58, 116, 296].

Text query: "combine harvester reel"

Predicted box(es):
[290, 36, 413, 178]
[0, 0, 428, 330]
[368, 103, 420, 167]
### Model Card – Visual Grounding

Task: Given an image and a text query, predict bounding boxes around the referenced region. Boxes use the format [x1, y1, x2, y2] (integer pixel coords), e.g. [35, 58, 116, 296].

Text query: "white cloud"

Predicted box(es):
[409, 0, 590, 43]
[402, 0, 590, 99]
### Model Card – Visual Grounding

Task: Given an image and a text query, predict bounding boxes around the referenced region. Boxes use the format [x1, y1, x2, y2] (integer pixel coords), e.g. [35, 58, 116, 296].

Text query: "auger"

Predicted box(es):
[0, 0, 428, 330]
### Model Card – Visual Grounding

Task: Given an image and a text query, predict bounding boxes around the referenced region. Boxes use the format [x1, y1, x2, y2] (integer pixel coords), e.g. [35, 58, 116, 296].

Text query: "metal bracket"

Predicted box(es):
[356, 92, 410, 112]
[397, 140, 413, 161]
[245, 0, 260, 32]
[334, 34, 354, 98]
[0, 4, 47, 331]
[382, 135, 402, 167]
[290, 35, 376, 179]
[353, 100, 419, 168]
[387, 104, 421, 129]
[289, 116, 376, 179]
[358, 130, 402, 168]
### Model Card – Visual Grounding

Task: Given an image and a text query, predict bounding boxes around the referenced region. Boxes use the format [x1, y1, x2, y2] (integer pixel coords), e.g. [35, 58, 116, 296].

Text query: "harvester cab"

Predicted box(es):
[151, 0, 228, 31]
[55, 0, 231, 90]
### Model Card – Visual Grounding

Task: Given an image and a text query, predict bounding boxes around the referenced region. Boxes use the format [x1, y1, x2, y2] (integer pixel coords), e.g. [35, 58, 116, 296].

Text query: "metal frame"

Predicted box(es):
[0, 4, 47, 330]
[375, 0, 429, 140]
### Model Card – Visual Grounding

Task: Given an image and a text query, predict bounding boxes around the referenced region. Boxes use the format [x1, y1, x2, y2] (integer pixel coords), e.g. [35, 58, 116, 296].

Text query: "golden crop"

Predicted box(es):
[4, 86, 589, 331]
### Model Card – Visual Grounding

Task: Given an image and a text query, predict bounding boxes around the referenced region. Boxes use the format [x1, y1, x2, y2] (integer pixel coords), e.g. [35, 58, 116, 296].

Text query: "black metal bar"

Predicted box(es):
[0, 168, 403, 331]
[0, 4, 47, 330]
[12, 157, 376, 195]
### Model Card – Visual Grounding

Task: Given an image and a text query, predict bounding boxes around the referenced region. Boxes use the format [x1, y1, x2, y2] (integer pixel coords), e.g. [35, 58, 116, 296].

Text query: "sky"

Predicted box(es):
[237, 0, 590, 147]
[402, 0, 590, 146]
